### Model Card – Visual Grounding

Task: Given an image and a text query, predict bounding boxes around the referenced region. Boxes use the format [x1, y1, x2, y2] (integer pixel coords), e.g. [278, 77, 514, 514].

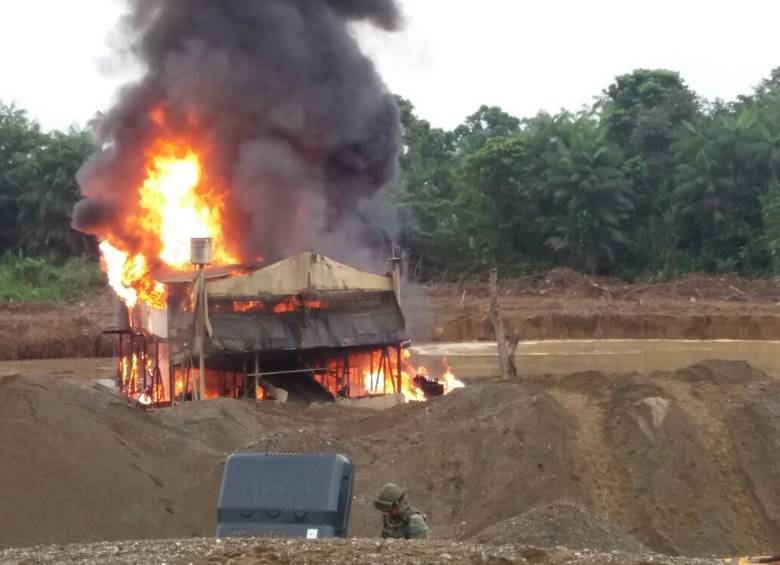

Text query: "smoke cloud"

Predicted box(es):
[74, 0, 403, 267]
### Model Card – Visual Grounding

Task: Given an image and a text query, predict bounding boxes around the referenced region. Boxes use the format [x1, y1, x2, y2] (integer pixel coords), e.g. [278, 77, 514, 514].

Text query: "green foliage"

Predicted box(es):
[0, 102, 43, 253]
[760, 183, 780, 272]
[453, 105, 521, 155]
[601, 69, 699, 153]
[542, 115, 636, 273]
[0, 101, 96, 261]
[8, 67, 780, 285]
[456, 136, 540, 267]
[392, 97, 460, 276]
[0, 254, 106, 301]
[397, 67, 780, 280]
[670, 102, 780, 272]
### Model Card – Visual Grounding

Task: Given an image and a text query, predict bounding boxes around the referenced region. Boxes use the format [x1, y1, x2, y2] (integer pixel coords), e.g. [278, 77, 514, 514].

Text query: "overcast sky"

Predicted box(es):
[1, 0, 778, 132]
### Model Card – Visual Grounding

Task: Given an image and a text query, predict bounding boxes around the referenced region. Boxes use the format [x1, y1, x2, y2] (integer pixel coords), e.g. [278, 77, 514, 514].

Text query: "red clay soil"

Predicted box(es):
[3, 360, 780, 558]
[0, 291, 116, 361]
[416, 269, 780, 342]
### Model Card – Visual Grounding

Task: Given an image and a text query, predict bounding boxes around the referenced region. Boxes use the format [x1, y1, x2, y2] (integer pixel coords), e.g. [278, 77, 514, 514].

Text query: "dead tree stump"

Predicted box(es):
[489, 269, 515, 379]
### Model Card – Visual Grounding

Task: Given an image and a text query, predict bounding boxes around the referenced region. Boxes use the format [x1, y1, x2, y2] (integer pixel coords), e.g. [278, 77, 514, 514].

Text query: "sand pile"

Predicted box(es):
[2, 359, 780, 558]
[471, 501, 646, 553]
[0, 375, 221, 548]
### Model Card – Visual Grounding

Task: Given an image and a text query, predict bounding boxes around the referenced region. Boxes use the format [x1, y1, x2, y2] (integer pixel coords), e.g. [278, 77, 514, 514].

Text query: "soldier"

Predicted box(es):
[373, 483, 428, 539]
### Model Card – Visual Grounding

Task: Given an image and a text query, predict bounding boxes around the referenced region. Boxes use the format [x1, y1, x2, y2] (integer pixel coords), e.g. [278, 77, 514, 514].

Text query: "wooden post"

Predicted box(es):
[198, 266, 207, 400]
[489, 269, 511, 379]
[389, 246, 402, 308]
[507, 336, 520, 378]
[396, 345, 402, 395]
[254, 352, 260, 402]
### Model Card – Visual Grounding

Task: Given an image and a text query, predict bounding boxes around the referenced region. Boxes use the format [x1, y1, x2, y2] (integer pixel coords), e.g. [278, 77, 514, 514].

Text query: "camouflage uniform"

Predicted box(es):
[374, 483, 428, 540]
[381, 504, 428, 539]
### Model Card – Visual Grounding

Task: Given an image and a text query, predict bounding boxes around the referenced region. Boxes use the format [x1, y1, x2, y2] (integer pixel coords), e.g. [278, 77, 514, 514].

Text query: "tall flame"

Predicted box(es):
[100, 134, 239, 309]
[138, 143, 236, 267]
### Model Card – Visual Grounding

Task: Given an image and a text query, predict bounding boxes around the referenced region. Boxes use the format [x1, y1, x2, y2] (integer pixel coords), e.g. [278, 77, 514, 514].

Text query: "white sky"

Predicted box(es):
[0, 0, 778, 132]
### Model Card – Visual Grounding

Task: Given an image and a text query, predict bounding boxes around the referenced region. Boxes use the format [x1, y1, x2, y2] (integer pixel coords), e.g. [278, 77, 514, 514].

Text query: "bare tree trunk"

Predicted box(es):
[507, 335, 520, 378]
[489, 269, 511, 379]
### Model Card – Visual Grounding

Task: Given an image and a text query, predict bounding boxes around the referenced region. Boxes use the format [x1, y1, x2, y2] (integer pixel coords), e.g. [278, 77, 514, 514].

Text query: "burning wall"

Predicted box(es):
[113, 252, 463, 406]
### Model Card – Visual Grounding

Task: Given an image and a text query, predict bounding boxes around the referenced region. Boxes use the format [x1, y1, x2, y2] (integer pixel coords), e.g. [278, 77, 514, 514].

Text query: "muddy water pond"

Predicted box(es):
[411, 339, 780, 379]
[2, 339, 780, 384]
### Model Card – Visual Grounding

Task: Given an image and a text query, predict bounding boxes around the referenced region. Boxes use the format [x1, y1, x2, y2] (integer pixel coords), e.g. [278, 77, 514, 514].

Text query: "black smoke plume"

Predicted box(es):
[74, 0, 403, 266]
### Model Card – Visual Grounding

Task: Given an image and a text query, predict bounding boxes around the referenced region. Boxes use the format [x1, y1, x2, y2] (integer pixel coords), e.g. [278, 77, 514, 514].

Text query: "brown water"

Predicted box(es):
[0, 357, 116, 381]
[3, 339, 779, 383]
[410, 339, 780, 379]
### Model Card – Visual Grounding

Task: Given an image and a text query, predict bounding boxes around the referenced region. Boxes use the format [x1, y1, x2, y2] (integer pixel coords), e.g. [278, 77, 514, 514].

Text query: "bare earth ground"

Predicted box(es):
[3, 271, 780, 562]
[415, 269, 780, 342]
[2, 360, 780, 560]
[0, 537, 721, 565]
[0, 292, 115, 360]
[4, 270, 780, 360]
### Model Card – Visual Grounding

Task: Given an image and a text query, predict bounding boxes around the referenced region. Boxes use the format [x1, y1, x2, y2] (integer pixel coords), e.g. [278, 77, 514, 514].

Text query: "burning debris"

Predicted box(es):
[70, 0, 462, 407]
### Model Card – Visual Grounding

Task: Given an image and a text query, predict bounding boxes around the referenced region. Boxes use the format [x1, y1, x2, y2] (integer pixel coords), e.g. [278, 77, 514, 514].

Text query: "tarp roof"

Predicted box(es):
[206, 251, 393, 297]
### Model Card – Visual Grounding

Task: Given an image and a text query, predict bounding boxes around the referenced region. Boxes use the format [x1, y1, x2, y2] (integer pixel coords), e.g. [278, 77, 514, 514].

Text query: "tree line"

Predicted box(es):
[394, 68, 780, 279]
[0, 103, 95, 261]
[3, 67, 780, 280]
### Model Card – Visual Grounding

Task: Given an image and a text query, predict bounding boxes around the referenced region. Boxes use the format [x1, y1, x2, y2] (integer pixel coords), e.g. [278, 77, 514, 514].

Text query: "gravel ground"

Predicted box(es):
[0, 537, 723, 565]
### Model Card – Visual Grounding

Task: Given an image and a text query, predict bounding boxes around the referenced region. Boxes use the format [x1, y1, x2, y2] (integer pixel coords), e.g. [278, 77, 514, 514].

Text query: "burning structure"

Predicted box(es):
[71, 0, 463, 406]
[110, 247, 462, 407]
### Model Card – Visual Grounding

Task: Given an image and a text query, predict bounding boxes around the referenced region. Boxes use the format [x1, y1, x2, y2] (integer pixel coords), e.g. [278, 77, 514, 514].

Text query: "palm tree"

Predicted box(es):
[543, 116, 637, 274]
[16, 128, 96, 260]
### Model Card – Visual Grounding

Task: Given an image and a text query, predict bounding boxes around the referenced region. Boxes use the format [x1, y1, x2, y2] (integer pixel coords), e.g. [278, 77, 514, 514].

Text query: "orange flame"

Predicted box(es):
[138, 142, 236, 268]
[440, 359, 466, 393]
[233, 300, 265, 313]
[312, 347, 463, 403]
[272, 296, 324, 313]
[274, 295, 303, 313]
[99, 123, 240, 309]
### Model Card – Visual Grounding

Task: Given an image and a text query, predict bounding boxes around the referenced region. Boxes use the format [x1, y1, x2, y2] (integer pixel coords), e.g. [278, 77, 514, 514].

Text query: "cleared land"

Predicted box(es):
[422, 269, 780, 342]
[1, 359, 780, 560]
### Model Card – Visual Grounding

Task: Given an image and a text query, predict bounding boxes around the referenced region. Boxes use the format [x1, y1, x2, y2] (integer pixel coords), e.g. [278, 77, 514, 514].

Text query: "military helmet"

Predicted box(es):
[373, 482, 405, 512]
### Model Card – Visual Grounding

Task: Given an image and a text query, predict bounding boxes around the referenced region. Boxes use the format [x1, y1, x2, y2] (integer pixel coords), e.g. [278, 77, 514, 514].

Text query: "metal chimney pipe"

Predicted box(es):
[388, 245, 402, 307]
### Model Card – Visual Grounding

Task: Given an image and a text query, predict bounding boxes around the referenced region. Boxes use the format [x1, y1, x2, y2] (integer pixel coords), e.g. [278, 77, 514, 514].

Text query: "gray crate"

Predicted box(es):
[216, 453, 354, 539]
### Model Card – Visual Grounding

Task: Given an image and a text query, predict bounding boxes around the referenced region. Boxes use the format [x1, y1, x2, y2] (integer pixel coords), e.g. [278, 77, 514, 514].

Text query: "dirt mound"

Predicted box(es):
[4, 359, 780, 557]
[0, 375, 221, 548]
[471, 501, 646, 552]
